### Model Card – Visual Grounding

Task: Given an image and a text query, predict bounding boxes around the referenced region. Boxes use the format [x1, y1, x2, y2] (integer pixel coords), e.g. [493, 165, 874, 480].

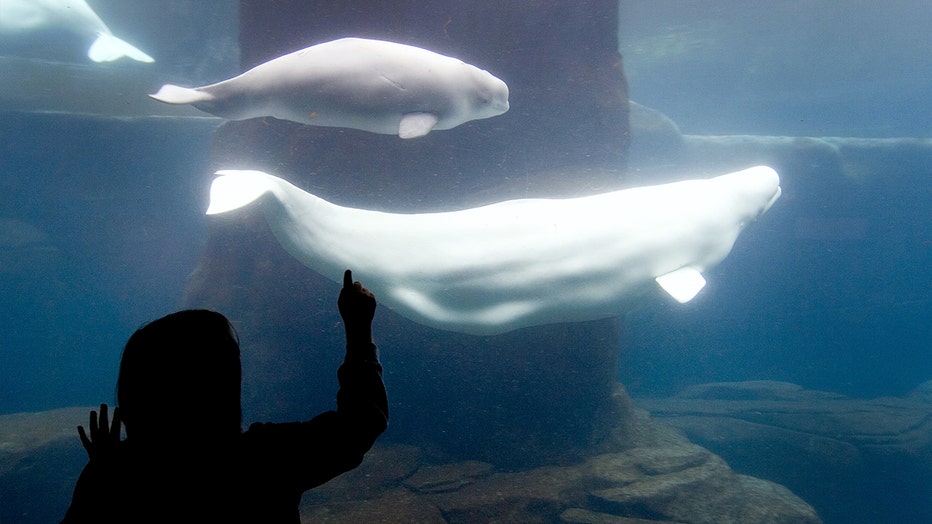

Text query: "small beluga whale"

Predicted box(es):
[0, 0, 154, 63]
[206, 167, 781, 335]
[149, 37, 509, 138]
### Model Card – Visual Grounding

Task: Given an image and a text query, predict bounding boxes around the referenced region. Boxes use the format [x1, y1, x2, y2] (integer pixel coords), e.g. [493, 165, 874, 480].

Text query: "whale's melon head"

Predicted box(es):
[716, 166, 782, 226]
[469, 68, 510, 118]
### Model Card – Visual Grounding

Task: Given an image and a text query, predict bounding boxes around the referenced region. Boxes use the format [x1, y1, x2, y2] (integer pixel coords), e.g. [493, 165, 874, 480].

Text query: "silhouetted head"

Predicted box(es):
[117, 310, 242, 443]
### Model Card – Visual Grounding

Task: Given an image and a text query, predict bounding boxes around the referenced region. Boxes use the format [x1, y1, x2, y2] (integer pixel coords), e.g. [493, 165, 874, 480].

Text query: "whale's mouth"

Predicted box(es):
[762, 185, 782, 214]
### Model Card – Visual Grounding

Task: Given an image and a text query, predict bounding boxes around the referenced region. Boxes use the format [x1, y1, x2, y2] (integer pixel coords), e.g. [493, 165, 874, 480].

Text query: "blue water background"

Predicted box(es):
[619, 0, 931, 138]
[615, 0, 932, 399]
[0, 3, 929, 523]
[1, 0, 239, 414]
[0, 0, 927, 424]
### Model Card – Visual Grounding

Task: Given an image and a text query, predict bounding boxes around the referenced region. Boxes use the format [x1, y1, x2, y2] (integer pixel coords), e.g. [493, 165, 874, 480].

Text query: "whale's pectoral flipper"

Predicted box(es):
[206, 170, 275, 215]
[655, 266, 707, 303]
[149, 84, 213, 106]
[88, 32, 154, 63]
[398, 112, 439, 138]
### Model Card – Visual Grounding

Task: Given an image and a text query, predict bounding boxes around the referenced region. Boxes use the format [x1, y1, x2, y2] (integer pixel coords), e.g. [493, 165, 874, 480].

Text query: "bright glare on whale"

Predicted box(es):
[0, 0, 154, 63]
[150, 37, 509, 138]
[206, 167, 781, 335]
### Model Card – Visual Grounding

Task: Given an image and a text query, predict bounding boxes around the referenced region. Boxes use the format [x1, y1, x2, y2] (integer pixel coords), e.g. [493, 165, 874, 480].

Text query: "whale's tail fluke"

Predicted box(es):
[88, 32, 154, 63]
[207, 170, 275, 215]
[149, 84, 213, 105]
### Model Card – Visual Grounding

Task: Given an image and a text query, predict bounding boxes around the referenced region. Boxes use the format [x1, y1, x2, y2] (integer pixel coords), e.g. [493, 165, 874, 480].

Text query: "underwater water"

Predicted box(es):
[616, 0, 932, 399]
[0, 1, 930, 523]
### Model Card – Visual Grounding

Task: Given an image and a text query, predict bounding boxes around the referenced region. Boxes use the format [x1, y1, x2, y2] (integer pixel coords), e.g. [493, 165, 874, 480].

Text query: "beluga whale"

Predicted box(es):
[150, 37, 510, 138]
[0, 0, 154, 63]
[206, 166, 782, 335]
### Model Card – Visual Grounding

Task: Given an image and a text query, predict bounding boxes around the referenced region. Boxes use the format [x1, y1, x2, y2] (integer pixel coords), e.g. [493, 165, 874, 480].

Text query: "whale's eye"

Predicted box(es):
[475, 88, 492, 105]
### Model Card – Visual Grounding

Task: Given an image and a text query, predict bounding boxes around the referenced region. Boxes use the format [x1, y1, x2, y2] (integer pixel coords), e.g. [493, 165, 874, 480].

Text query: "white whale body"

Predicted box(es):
[206, 166, 781, 335]
[0, 0, 154, 63]
[150, 37, 509, 138]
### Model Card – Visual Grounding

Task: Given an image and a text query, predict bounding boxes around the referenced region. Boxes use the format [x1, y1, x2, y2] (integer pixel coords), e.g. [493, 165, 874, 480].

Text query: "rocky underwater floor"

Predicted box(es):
[5, 380, 930, 523]
[296, 383, 822, 524]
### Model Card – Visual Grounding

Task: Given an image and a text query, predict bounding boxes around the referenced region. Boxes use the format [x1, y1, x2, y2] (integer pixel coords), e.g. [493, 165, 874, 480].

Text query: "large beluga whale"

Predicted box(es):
[0, 0, 154, 63]
[206, 166, 781, 335]
[149, 37, 509, 138]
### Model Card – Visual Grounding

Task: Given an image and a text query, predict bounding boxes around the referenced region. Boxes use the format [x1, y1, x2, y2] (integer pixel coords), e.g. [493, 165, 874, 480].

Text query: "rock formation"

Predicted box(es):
[2, 386, 827, 523]
[638, 380, 932, 523]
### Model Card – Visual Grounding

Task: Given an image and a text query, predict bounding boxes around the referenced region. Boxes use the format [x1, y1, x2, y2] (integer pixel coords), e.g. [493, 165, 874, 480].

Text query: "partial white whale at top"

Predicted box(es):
[150, 37, 509, 138]
[0, 0, 154, 63]
[205, 166, 782, 335]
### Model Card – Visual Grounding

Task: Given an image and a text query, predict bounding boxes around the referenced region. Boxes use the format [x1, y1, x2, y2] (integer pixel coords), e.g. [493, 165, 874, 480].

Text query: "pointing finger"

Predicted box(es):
[343, 269, 353, 289]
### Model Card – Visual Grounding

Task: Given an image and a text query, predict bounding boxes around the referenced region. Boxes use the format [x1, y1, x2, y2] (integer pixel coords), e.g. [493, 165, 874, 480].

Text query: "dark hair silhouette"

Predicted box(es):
[116, 310, 242, 440]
